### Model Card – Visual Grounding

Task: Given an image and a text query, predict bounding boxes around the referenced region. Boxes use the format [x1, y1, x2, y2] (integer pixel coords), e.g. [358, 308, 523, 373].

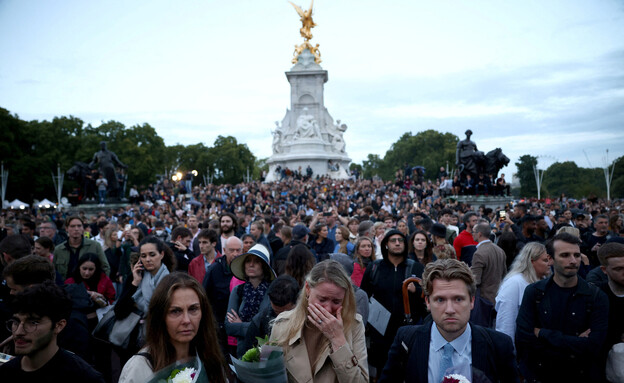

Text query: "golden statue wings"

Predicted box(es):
[289, 0, 316, 41]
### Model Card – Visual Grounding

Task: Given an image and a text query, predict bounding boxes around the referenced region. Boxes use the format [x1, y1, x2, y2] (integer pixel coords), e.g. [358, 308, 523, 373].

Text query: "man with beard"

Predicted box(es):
[380, 259, 517, 383]
[361, 229, 425, 380]
[0, 281, 104, 381]
[516, 233, 609, 382]
[216, 212, 238, 254]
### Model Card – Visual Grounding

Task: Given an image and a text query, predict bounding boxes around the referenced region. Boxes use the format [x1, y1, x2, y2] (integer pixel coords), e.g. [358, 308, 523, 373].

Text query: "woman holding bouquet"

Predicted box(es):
[119, 272, 227, 383]
[271, 260, 368, 382]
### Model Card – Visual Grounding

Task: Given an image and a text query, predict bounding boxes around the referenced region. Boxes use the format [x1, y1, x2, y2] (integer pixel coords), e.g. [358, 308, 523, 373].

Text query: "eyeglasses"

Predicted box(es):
[388, 237, 405, 243]
[6, 318, 49, 333]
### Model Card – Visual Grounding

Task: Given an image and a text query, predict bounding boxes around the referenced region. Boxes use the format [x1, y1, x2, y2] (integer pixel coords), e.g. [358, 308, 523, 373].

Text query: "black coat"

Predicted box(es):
[202, 255, 233, 324]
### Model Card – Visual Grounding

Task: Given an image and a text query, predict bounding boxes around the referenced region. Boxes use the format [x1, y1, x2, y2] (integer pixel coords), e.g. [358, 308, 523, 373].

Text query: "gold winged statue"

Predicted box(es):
[289, 0, 322, 64]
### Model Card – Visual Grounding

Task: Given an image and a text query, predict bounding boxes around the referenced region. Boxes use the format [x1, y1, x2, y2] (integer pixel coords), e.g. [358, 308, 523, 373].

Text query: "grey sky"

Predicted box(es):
[1, 0, 623, 179]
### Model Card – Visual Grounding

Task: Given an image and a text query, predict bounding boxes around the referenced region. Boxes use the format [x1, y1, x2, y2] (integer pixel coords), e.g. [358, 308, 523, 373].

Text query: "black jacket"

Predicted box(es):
[515, 276, 609, 382]
[202, 255, 233, 324]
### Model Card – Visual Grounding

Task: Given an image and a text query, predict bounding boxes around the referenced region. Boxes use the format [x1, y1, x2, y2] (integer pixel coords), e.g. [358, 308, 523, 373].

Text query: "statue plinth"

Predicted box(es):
[265, 49, 351, 182]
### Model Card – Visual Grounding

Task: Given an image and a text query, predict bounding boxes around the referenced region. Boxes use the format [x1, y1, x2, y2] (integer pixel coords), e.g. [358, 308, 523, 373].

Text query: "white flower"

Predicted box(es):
[171, 367, 196, 383]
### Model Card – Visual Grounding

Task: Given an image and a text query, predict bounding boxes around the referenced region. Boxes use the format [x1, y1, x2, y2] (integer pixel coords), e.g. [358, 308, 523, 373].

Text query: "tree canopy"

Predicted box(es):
[0, 108, 255, 202]
[360, 129, 458, 180]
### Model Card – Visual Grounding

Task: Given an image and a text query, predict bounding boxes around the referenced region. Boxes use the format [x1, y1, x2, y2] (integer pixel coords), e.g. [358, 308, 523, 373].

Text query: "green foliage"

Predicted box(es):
[514, 155, 538, 198]
[514, 154, 623, 199]
[0, 108, 258, 202]
[362, 154, 383, 179]
[542, 162, 603, 198]
[360, 130, 457, 181]
[209, 136, 256, 184]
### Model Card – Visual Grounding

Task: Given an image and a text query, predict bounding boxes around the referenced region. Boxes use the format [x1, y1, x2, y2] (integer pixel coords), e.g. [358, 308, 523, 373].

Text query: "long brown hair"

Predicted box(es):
[408, 230, 434, 265]
[336, 226, 351, 254]
[145, 272, 226, 382]
[353, 236, 375, 268]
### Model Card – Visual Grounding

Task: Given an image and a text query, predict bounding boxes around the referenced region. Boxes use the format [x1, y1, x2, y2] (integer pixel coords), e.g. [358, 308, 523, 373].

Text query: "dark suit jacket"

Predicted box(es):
[379, 322, 518, 383]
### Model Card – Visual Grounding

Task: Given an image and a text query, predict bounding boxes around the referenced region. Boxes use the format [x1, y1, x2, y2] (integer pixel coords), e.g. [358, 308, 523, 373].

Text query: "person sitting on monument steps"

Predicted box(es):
[379, 258, 518, 383]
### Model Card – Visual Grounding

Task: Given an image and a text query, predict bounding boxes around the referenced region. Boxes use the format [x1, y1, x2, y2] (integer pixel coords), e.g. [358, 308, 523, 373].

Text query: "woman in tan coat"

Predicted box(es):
[270, 260, 368, 382]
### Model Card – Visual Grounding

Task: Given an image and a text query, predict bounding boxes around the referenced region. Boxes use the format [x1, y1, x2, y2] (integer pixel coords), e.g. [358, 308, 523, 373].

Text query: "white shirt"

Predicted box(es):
[495, 273, 530, 346]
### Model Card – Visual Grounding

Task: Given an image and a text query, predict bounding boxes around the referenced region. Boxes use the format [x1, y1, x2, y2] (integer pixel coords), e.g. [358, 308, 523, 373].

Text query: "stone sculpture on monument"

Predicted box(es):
[264, 1, 351, 182]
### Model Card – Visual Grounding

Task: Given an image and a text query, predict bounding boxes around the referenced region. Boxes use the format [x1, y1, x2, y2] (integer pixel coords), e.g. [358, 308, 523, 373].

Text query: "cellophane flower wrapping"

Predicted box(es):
[231, 344, 287, 383]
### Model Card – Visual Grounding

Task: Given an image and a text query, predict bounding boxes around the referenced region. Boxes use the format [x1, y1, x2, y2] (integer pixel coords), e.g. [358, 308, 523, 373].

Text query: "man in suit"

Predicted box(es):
[380, 259, 518, 383]
[470, 222, 506, 304]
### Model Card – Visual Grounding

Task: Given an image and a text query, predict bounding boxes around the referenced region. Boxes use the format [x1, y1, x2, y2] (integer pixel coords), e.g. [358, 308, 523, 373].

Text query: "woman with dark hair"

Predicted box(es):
[114, 236, 177, 356]
[351, 236, 375, 287]
[65, 253, 116, 305]
[225, 244, 276, 357]
[308, 224, 335, 262]
[270, 260, 368, 382]
[119, 272, 227, 383]
[241, 233, 256, 253]
[334, 226, 355, 256]
[285, 243, 316, 288]
[407, 229, 435, 265]
[609, 214, 623, 236]
[34, 236, 55, 262]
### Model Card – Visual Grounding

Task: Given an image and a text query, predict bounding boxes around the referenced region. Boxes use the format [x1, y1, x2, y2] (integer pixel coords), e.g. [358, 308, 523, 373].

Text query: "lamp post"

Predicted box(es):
[1, 162, 8, 209]
[603, 149, 616, 202]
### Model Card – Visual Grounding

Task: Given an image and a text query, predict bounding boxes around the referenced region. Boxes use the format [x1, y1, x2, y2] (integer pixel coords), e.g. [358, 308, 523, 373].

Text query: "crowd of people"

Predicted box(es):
[0, 172, 623, 382]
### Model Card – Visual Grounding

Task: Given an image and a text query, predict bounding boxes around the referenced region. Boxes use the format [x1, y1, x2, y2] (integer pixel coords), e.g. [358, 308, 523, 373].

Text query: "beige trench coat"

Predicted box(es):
[270, 310, 368, 383]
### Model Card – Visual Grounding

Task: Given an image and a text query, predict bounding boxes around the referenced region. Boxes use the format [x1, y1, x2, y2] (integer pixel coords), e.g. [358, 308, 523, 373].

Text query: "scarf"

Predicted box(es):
[239, 281, 268, 322]
[132, 263, 169, 313]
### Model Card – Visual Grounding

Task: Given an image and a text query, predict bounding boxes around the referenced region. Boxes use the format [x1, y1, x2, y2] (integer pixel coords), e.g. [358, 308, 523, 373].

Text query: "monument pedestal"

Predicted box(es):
[454, 195, 513, 210]
[265, 50, 351, 182]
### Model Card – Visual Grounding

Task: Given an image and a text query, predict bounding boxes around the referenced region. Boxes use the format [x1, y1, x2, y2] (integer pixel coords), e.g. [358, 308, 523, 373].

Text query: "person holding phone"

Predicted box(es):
[114, 236, 177, 359]
[270, 260, 368, 382]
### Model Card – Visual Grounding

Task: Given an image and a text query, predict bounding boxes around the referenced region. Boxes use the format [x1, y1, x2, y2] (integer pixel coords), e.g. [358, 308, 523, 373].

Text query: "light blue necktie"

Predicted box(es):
[438, 342, 454, 383]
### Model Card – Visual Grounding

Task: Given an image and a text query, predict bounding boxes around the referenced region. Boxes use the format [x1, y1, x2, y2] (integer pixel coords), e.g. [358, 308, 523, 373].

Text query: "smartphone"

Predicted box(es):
[498, 211, 506, 222]
[323, 212, 332, 217]
[124, 224, 132, 231]
[117, 230, 123, 240]
[413, 200, 419, 209]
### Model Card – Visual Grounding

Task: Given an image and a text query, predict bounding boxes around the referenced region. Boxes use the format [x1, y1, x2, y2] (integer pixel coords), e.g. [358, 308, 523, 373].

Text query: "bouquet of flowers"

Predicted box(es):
[231, 336, 287, 383]
[148, 353, 209, 383]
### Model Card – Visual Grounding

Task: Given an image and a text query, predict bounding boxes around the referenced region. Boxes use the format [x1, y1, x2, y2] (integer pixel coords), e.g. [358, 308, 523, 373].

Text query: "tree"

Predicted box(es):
[207, 136, 256, 184]
[363, 130, 458, 181]
[515, 155, 538, 198]
[543, 162, 603, 198]
[362, 154, 383, 179]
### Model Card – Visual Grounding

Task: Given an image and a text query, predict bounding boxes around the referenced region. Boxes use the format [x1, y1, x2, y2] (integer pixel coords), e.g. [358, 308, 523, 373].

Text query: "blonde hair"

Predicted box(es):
[272, 260, 357, 351]
[556, 226, 580, 239]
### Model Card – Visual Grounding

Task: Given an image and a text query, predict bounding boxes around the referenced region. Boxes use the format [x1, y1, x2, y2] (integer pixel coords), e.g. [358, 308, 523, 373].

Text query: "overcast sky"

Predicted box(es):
[1, 0, 623, 180]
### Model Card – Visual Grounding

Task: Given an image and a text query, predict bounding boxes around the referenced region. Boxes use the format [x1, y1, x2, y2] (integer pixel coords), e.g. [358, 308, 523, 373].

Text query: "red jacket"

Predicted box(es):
[188, 250, 221, 283]
[453, 229, 477, 260]
[65, 272, 116, 304]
